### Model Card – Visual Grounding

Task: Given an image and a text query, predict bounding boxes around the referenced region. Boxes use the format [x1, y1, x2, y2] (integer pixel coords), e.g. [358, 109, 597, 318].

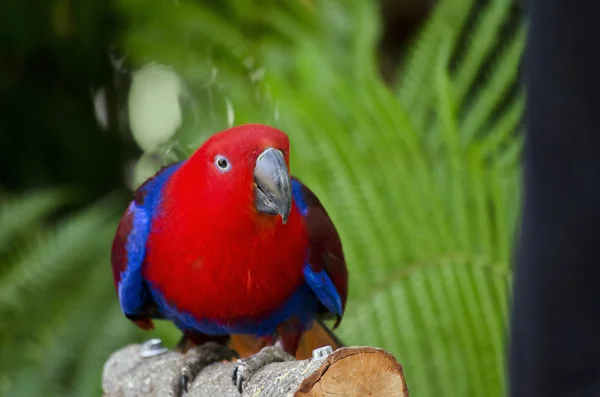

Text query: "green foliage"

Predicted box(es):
[0, 190, 177, 397]
[122, 0, 524, 396]
[1, 0, 524, 396]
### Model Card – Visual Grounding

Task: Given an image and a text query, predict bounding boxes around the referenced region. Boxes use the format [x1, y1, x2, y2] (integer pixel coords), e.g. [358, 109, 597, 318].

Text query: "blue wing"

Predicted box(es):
[302, 265, 343, 318]
[291, 177, 347, 326]
[110, 161, 183, 322]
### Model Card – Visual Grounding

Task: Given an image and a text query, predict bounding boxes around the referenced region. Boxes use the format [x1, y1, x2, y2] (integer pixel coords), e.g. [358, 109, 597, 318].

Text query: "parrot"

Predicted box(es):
[110, 124, 348, 395]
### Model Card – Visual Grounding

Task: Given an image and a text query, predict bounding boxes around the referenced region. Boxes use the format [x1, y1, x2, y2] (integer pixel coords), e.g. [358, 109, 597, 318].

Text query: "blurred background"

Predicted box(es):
[0, 0, 524, 396]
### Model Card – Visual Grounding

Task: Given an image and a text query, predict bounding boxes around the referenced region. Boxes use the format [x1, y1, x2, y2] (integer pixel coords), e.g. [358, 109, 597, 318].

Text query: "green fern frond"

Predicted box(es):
[0, 189, 70, 251]
[35, 261, 116, 394]
[0, 195, 120, 320]
[453, 0, 517, 106]
[70, 307, 142, 397]
[478, 93, 525, 159]
[0, 188, 131, 397]
[460, 24, 525, 143]
[396, 0, 477, 131]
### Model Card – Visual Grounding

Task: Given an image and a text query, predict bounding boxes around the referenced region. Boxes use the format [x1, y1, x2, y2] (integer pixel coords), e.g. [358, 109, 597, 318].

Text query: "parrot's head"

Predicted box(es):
[186, 124, 293, 225]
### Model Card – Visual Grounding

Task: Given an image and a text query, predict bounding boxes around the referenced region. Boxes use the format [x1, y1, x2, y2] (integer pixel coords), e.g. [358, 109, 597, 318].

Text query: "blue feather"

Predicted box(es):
[303, 264, 343, 317]
[117, 161, 183, 317]
[291, 179, 308, 216]
[148, 283, 320, 336]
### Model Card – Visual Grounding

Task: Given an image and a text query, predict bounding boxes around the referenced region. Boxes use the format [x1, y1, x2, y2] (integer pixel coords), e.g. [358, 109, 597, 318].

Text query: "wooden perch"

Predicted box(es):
[102, 342, 409, 397]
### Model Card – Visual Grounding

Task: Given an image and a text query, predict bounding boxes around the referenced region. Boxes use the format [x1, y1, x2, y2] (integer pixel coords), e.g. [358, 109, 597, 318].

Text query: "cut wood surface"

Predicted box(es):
[102, 343, 409, 397]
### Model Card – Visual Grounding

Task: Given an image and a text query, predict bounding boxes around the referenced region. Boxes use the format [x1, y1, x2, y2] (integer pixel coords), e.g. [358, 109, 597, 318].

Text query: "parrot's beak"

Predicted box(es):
[254, 148, 292, 224]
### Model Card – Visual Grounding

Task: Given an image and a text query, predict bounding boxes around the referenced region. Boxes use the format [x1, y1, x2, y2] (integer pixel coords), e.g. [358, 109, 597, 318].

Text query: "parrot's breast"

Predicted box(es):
[143, 203, 310, 334]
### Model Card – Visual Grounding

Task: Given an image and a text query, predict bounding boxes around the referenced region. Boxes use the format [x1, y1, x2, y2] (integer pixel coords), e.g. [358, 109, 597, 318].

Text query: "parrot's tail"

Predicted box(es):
[228, 319, 344, 360]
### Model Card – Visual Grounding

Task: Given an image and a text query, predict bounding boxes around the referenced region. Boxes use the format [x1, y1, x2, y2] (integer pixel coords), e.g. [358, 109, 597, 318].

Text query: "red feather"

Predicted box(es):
[143, 125, 310, 323]
[110, 206, 133, 289]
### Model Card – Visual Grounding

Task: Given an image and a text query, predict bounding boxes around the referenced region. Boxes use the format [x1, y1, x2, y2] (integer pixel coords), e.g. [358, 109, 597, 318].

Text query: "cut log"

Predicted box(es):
[102, 342, 408, 397]
[296, 347, 409, 397]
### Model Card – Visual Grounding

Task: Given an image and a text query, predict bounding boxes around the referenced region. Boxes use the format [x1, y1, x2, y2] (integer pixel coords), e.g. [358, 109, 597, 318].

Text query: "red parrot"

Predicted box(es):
[111, 124, 348, 394]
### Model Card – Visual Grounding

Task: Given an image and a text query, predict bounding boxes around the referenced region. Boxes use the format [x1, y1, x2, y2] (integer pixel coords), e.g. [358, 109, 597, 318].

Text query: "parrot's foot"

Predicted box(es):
[232, 346, 295, 393]
[171, 341, 239, 396]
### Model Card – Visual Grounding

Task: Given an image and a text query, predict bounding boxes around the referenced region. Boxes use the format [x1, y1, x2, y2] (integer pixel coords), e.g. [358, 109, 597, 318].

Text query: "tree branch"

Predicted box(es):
[102, 342, 409, 397]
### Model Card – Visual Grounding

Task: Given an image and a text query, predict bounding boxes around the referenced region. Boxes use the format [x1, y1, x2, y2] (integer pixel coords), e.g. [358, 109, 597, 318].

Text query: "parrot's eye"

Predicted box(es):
[214, 155, 231, 172]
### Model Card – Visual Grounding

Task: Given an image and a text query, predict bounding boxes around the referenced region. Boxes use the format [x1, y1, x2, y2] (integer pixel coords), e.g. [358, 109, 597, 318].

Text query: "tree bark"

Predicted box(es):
[102, 343, 409, 397]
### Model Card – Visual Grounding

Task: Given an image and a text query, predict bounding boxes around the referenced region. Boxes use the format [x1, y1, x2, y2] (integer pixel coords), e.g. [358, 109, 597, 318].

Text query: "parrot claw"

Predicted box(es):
[171, 342, 239, 397]
[232, 365, 244, 394]
[180, 367, 191, 394]
[232, 346, 295, 393]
